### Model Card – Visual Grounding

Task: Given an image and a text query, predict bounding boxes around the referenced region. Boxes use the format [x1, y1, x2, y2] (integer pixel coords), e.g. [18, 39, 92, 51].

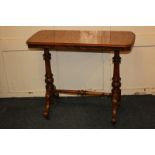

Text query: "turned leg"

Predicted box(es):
[43, 48, 55, 119]
[111, 50, 121, 123]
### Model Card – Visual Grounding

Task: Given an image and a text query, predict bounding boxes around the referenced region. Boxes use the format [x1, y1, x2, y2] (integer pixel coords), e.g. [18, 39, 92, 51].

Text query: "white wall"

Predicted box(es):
[0, 26, 155, 97]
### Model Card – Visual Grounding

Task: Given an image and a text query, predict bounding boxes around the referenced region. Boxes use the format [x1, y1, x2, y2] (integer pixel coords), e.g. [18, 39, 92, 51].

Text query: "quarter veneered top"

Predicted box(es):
[27, 30, 135, 51]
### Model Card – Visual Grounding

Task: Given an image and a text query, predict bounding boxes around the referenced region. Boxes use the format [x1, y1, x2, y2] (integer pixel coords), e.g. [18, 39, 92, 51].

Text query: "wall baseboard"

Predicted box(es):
[0, 88, 155, 98]
[0, 91, 45, 98]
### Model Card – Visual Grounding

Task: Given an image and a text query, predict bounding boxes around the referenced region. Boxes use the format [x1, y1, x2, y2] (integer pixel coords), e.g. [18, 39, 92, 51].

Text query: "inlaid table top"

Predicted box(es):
[27, 30, 135, 51]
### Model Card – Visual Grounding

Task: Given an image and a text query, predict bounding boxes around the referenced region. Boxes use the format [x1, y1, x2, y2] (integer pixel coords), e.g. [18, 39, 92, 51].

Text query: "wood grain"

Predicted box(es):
[27, 30, 135, 51]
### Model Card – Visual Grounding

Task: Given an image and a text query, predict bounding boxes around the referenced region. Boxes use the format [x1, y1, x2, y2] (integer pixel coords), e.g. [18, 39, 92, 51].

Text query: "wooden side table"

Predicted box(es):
[27, 30, 135, 123]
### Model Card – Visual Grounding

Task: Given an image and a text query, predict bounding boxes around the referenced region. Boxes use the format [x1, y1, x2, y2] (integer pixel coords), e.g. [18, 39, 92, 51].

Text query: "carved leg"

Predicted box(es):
[111, 50, 121, 123]
[43, 48, 55, 119]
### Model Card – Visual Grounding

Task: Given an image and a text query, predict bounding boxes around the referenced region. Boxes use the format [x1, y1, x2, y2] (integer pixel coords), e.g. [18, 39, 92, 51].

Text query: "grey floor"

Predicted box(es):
[0, 95, 155, 129]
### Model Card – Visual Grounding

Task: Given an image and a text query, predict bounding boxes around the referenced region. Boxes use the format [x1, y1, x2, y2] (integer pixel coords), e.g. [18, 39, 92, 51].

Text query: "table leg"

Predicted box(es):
[112, 50, 121, 123]
[43, 48, 55, 119]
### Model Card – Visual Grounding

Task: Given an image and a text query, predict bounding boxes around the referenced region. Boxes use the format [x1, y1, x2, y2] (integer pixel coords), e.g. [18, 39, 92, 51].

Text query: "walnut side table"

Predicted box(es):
[27, 30, 135, 123]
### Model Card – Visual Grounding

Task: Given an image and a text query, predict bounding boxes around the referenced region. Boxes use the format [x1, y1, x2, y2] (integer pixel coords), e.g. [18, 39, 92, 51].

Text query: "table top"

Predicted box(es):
[27, 30, 135, 51]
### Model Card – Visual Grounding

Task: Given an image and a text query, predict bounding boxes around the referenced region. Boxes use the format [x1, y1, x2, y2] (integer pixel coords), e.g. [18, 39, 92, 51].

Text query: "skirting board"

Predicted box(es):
[0, 88, 155, 98]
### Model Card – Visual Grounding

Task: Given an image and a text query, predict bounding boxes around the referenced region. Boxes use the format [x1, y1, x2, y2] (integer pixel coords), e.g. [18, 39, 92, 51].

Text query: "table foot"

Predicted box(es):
[43, 111, 49, 119]
[112, 92, 120, 123]
[112, 117, 117, 124]
[43, 93, 52, 119]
